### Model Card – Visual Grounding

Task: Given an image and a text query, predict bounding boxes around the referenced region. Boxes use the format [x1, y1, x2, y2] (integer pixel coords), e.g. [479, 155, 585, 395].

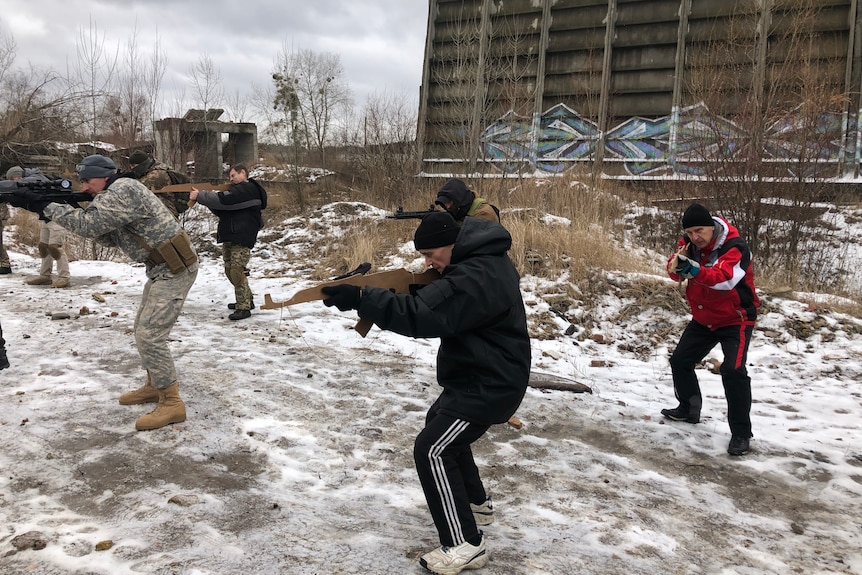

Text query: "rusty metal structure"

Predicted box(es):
[418, 0, 862, 180]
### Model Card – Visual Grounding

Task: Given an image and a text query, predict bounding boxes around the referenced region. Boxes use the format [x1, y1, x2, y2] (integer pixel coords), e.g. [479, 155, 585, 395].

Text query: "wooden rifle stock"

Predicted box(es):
[262, 268, 441, 336]
[151, 182, 232, 209]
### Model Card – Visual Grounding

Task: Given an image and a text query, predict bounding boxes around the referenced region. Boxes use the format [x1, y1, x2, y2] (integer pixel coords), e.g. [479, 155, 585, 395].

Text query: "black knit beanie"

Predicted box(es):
[414, 212, 460, 250]
[128, 150, 150, 165]
[682, 203, 715, 229]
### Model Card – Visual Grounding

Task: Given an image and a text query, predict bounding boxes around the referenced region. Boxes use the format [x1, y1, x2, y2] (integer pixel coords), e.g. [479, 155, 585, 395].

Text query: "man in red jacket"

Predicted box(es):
[663, 203, 759, 456]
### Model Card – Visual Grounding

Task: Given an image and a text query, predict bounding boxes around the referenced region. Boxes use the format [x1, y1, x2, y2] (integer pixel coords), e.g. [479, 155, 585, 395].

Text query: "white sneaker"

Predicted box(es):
[420, 534, 487, 575]
[470, 497, 494, 526]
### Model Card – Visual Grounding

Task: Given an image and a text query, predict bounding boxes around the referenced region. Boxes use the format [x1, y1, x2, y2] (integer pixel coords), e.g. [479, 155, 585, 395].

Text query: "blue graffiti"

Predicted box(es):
[481, 102, 849, 177]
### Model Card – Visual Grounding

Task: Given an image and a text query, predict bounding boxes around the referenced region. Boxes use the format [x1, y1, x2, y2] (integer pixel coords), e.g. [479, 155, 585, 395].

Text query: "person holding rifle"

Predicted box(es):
[664, 203, 759, 457]
[319, 212, 530, 574]
[8, 154, 198, 431]
[6, 166, 72, 288]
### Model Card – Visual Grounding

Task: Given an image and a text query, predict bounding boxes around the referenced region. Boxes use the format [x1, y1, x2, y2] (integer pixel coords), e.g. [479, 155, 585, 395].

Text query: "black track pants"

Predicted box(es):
[669, 320, 754, 438]
[414, 399, 490, 547]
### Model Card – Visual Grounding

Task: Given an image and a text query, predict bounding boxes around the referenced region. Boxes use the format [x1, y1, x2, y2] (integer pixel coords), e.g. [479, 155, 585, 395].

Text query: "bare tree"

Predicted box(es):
[0, 28, 15, 86]
[342, 89, 419, 207]
[0, 66, 79, 147]
[427, 9, 538, 175]
[71, 16, 118, 143]
[145, 34, 168, 138]
[679, 1, 849, 292]
[250, 81, 282, 144]
[109, 23, 149, 148]
[273, 45, 352, 167]
[188, 53, 224, 113]
[225, 88, 250, 123]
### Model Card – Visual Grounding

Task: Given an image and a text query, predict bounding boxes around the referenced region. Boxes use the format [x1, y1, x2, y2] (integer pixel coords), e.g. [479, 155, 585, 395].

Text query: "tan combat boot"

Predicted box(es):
[135, 382, 186, 431]
[118, 374, 159, 405]
[26, 276, 52, 286]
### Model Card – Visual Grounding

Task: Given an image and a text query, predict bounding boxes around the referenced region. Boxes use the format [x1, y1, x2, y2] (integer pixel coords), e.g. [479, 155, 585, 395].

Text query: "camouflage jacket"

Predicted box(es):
[136, 161, 186, 218]
[137, 161, 173, 190]
[0, 203, 8, 221]
[43, 176, 194, 278]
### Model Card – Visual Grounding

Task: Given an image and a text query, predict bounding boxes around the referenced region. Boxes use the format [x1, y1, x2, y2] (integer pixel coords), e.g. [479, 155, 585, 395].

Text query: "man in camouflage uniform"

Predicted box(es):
[0, 165, 22, 274]
[128, 150, 189, 219]
[9, 154, 198, 431]
[0, 200, 10, 274]
[7, 166, 72, 288]
[0, 319, 9, 370]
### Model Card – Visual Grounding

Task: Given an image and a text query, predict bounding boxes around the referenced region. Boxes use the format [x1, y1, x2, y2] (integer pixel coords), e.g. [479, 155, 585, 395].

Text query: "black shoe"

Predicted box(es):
[661, 405, 700, 424]
[229, 309, 252, 321]
[0, 349, 9, 370]
[0, 266, 11, 275]
[228, 302, 255, 310]
[727, 436, 750, 456]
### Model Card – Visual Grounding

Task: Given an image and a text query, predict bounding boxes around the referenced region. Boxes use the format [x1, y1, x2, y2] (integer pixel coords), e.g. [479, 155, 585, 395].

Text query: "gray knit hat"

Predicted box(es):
[5, 166, 23, 179]
[76, 155, 117, 179]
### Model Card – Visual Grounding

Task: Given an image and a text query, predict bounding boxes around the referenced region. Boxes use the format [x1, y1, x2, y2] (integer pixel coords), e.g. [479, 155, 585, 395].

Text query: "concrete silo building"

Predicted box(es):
[418, 0, 862, 180]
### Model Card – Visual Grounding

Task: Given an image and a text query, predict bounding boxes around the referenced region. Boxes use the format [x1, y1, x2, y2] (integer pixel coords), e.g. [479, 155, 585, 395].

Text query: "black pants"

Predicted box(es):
[0, 320, 5, 349]
[414, 398, 490, 548]
[669, 321, 753, 438]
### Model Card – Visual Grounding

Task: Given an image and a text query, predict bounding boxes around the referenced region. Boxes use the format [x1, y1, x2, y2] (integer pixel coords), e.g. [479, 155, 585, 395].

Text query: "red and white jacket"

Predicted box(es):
[667, 216, 759, 330]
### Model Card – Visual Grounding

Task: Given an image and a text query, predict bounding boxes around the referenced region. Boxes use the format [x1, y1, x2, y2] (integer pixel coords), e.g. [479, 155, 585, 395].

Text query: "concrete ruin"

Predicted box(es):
[154, 109, 258, 180]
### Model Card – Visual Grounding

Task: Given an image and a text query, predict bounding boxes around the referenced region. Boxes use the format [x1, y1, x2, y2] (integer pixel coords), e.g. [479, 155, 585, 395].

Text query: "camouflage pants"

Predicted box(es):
[222, 242, 253, 310]
[135, 265, 198, 389]
[37, 220, 70, 279]
[0, 220, 9, 268]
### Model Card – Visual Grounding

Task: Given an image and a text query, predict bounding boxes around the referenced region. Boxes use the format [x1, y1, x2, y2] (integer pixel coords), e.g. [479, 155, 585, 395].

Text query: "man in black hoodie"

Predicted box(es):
[190, 163, 267, 320]
[320, 212, 531, 574]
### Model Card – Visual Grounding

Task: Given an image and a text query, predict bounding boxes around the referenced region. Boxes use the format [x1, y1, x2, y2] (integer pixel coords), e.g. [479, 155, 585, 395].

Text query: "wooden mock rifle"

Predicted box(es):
[261, 264, 441, 337]
[153, 182, 232, 209]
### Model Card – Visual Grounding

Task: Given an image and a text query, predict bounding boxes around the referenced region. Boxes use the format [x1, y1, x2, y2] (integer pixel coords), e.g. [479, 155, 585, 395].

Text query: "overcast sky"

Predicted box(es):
[0, 0, 429, 119]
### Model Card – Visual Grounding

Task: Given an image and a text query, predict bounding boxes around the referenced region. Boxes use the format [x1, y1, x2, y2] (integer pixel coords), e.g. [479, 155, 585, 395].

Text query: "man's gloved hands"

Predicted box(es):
[321, 284, 362, 312]
[10, 189, 52, 217]
[674, 254, 701, 279]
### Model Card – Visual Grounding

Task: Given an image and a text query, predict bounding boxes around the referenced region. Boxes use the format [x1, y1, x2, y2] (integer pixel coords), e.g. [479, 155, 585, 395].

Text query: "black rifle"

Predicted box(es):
[0, 178, 91, 206]
[386, 204, 437, 220]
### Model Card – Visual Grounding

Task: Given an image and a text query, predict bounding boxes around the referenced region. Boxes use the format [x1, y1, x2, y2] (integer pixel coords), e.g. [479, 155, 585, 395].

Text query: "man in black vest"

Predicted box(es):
[190, 163, 267, 320]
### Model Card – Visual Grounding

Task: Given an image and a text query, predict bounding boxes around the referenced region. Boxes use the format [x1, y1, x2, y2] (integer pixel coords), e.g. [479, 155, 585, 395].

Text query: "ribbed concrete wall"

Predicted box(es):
[418, 0, 862, 179]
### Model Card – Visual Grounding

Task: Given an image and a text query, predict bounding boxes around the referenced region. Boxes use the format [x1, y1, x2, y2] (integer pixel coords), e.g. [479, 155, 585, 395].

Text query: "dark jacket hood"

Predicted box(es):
[449, 217, 512, 267]
[436, 178, 476, 220]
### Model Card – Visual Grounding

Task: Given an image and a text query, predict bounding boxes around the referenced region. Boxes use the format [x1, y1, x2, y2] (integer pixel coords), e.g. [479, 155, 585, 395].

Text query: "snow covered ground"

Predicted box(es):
[1, 202, 861, 575]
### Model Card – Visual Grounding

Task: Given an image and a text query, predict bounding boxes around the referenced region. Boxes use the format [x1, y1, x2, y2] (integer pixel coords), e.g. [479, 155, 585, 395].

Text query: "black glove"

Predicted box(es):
[12, 189, 52, 216]
[321, 284, 362, 312]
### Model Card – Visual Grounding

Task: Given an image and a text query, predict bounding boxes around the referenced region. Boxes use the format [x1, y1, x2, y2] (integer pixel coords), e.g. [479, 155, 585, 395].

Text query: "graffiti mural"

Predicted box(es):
[482, 103, 851, 178]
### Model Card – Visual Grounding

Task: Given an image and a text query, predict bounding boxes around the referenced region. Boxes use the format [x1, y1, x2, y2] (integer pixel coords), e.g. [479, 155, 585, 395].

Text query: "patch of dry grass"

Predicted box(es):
[495, 177, 654, 279]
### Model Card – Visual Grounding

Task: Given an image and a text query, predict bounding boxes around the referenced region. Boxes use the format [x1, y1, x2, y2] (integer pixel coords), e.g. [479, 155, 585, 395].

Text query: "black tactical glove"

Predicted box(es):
[12, 189, 52, 217]
[321, 284, 362, 312]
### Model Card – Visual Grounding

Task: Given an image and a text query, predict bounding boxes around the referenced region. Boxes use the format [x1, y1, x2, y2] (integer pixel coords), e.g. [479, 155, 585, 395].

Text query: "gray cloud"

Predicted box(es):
[0, 0, 427, 117]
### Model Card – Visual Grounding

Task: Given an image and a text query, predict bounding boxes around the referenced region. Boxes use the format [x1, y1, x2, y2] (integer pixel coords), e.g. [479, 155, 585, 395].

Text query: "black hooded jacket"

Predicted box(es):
[358, 218, 531, 425]
[195, 179, 268, 248]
